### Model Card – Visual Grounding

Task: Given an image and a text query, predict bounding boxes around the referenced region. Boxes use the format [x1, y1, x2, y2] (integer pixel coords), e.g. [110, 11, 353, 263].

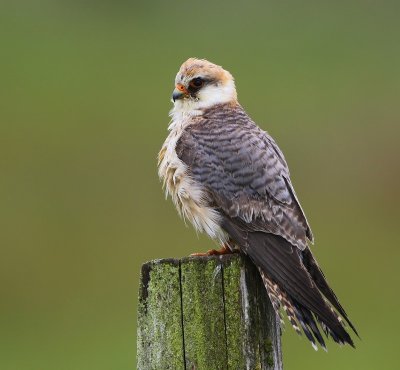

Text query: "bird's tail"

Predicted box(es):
[222, 218, 358, 350]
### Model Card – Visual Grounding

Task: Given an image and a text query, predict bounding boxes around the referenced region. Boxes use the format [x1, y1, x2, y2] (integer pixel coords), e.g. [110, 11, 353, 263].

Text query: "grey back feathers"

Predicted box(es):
[175, 102, 357, 349]
[176, 103, 313, 250]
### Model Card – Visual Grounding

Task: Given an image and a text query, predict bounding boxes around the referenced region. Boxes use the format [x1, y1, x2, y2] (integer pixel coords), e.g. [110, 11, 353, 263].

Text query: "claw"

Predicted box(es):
[190, 244, 237, 257]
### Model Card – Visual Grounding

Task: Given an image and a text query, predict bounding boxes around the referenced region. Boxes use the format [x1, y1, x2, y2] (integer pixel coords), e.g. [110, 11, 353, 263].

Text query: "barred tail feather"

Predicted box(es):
[301, 247, 359, 337]
[260, 269, 327, 350]
[222, 217, 357, 349]
[260, 271, 300, 333]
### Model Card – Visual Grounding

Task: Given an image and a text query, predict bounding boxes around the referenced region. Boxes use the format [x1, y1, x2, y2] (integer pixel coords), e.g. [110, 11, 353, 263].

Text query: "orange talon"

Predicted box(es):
[190, 244, 237, 257]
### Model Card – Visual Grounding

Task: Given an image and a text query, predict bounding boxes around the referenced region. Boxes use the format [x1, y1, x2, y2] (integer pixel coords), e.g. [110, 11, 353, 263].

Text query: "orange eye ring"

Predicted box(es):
[176, 83, 187, 92]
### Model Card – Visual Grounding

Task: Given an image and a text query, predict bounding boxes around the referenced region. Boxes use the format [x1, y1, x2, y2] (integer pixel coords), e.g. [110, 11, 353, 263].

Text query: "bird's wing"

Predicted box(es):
[176, 104, 357, 348]
[222, 219, 356, 348]
[176, 104, 313, 250]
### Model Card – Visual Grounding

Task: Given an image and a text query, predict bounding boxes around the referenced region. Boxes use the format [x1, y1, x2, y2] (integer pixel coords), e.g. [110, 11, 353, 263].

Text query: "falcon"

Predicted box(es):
[158, 58, 358, 349]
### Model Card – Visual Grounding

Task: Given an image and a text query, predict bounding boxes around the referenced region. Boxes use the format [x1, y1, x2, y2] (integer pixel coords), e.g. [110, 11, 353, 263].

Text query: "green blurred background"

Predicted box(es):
[1, 1, 399, 369]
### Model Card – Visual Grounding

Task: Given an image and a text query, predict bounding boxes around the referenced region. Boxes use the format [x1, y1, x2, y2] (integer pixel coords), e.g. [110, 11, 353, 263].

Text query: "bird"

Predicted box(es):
[158, 58, 358, 350]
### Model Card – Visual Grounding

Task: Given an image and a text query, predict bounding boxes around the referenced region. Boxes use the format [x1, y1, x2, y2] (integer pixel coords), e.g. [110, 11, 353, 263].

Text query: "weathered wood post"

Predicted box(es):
[137, 254, 282, 370]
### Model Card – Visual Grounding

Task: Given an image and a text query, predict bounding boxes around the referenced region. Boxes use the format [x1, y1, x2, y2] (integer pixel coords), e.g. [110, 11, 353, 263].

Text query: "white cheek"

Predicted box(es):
[196, 81, 236, 108]
[170, 80, 236, 117]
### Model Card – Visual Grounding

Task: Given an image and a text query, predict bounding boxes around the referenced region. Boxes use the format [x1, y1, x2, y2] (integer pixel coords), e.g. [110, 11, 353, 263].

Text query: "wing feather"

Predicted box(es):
[175, 102, 357, 347]
[176, 103, 312, 249]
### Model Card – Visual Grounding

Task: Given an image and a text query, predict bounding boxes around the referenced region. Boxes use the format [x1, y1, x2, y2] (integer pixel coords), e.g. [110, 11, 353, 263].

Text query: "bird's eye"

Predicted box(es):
[190, 77, 204, 88]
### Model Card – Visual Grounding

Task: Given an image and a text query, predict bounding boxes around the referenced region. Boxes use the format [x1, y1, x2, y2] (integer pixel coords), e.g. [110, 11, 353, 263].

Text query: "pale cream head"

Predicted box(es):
[171, 58, 237, 113]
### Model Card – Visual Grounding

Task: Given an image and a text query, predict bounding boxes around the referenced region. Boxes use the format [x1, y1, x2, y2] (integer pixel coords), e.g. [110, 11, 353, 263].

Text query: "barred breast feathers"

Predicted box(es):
[158, 110, 227, 243]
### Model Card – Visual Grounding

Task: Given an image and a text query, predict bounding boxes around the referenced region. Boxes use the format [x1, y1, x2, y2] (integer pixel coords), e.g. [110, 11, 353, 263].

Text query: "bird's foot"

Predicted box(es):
[190, 244, 237, 257]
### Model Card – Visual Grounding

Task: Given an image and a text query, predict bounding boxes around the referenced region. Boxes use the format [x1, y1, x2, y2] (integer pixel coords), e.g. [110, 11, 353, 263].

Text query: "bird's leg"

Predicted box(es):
[190, 243, 237, 257]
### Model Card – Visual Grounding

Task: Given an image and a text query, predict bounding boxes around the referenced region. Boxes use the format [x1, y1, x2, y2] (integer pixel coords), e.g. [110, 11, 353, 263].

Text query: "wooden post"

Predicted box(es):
[137, 254, 283, 370]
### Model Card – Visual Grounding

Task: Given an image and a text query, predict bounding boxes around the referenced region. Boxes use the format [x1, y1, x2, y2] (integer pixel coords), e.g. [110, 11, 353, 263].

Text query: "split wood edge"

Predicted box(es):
[137, 254, 282, 370]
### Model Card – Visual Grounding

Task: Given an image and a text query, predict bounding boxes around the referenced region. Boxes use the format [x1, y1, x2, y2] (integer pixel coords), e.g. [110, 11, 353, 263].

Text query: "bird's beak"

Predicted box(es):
[172, 83, 188, 102]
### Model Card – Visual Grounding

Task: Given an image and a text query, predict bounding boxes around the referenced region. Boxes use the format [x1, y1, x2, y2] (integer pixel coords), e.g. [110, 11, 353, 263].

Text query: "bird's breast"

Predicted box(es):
[158, 119, 227, 243]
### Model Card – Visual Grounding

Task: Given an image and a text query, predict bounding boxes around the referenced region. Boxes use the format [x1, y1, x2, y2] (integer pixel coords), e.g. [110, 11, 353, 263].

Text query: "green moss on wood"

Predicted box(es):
[180, 256, 227, 370]
[256, 265, 283, 370]
[137, 259, 184, 370]
[223, 255, 260, 369]
[222, 256, 244, 368]
[264, 339, 274, 367]
[136, 254, 282, 370]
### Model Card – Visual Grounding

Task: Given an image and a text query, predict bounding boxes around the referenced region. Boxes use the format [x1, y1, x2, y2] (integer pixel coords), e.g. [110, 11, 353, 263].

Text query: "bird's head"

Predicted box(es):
[171, 58, 237, 113]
